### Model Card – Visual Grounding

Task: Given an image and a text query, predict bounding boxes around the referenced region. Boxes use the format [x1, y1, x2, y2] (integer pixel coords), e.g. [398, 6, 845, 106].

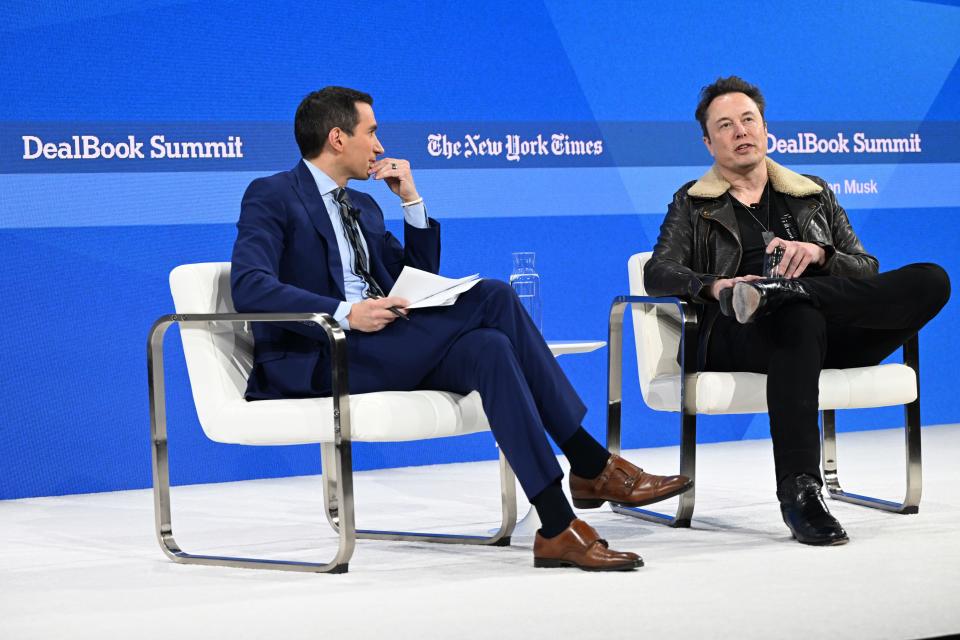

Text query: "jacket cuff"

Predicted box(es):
[807, 242, 837, 275]
[690, 275, 716, 304]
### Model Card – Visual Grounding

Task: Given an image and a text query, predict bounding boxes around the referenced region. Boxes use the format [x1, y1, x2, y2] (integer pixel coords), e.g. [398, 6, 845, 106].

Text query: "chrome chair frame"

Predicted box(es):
[148, 312, 517, 574]
[606, 295, 923, 528]
[821, 336, 921, 514]
[607, 296, 698, 527]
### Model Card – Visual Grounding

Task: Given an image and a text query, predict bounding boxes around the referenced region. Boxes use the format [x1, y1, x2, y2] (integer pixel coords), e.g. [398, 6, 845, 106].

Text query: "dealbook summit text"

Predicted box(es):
[21, 135, 245, 160]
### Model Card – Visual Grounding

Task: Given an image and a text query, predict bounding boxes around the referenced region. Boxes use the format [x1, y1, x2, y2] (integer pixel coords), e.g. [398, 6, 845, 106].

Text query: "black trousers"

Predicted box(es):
[705, 263, 950, 484]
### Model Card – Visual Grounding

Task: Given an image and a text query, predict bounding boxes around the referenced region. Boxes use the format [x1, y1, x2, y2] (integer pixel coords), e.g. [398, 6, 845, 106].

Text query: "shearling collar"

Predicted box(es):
[687, 158, 822, 199]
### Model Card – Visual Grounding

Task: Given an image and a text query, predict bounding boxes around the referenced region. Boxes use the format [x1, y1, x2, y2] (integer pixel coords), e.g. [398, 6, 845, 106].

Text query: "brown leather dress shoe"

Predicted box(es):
[533, 519, 642, 571]
[569, 454, 693, 509]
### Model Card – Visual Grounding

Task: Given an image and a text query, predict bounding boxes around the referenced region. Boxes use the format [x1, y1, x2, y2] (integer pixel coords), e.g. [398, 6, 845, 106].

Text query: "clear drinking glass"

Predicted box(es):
[510, 251, 542, 333]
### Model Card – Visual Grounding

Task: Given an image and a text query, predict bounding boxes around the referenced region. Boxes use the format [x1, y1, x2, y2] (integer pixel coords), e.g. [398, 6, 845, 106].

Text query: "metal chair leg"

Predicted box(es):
[821, 336, 922, 514]
[149, 317, 354, 573]
[606, 298, 698, 527]
[821, 406, 921, 514]
[322, 442, 517, 546]
[610, 413, 697, 527]
[321, 442, 340, 529]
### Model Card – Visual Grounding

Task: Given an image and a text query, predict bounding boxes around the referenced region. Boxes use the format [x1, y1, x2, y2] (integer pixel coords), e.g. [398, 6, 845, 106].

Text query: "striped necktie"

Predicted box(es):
[333, 187, 385, 298]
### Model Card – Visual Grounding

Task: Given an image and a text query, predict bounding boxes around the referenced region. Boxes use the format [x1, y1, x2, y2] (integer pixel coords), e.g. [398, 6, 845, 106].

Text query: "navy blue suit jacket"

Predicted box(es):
[231, 160, 441, 399]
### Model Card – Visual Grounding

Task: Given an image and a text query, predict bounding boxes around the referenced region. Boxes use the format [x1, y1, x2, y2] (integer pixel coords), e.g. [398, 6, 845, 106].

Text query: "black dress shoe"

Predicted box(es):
[777, 474, 849, 546]
[728, 278, 816, 324]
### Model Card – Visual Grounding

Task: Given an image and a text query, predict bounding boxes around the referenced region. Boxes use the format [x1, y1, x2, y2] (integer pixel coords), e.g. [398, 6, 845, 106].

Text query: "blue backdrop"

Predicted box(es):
[2, 0, 959, 499]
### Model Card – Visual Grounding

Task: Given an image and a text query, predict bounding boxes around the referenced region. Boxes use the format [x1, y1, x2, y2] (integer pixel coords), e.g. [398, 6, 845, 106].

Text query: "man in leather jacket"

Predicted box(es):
[645, 76, 950, 545]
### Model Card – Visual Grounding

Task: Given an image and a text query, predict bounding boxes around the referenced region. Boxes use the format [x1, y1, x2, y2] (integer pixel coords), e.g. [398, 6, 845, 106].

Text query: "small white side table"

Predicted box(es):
[547, 340, 605, 357]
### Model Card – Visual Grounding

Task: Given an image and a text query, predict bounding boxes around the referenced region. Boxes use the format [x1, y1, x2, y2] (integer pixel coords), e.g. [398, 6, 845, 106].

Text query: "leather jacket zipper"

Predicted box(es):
[798, 202, 822, 237]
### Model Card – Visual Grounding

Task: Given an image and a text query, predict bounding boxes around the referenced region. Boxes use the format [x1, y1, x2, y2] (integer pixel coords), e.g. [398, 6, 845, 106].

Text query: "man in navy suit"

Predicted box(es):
[231, 86, 691, 570]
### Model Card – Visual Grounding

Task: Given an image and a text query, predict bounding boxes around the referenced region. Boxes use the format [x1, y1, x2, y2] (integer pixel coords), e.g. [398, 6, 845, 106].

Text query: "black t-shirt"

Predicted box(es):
[731, 187, 799, 276]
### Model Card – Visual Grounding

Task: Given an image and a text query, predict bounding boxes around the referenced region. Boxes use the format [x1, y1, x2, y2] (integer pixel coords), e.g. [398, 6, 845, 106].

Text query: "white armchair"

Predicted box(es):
[148, 263, 517, 573]
[605, 252, 922, 526]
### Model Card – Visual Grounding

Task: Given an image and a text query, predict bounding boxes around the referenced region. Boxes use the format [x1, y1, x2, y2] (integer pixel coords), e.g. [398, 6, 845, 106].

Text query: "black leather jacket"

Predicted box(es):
[644, 161, 878, 368]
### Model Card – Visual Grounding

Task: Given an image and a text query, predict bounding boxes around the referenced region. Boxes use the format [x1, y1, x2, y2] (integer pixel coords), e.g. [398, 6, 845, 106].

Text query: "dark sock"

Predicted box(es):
[531, 480, 576, 538]
[559, 426, 611, 479]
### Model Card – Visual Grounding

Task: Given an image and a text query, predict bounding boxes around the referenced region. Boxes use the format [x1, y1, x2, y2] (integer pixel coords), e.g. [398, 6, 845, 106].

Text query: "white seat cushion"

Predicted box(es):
[644, 363, 917, 414]
[207, 390, 490, 446]
[627, 252, 918, 416]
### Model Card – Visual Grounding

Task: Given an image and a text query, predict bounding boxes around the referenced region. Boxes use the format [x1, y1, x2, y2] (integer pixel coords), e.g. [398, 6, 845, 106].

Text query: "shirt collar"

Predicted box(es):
[301, 158, 340, 197]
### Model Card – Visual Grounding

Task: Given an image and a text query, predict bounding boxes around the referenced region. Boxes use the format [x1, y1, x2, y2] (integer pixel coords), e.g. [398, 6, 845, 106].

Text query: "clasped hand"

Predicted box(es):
[709, 274, 763, 300]
[369, 157, 420, 203]
[766, 238, 826, 279]
[709, 240, 826, 299]
[347, 296, 410, 332]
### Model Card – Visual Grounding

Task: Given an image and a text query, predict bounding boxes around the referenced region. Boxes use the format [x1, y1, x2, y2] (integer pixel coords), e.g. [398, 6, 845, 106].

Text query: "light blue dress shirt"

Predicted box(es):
[302, 159, 428, 329]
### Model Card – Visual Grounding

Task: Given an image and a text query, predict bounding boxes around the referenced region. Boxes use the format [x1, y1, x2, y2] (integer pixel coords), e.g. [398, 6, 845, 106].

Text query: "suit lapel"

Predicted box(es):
[292, 161, 346, 299]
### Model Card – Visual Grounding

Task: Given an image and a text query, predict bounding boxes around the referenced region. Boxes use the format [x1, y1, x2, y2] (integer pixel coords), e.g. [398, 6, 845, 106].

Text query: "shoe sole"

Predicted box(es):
[718, 287, 735, 317]
[533, 557, 644, 571]
[732, 282, 761, 324]
[571, 479, 694, 510]
[791, 533, 850, 546]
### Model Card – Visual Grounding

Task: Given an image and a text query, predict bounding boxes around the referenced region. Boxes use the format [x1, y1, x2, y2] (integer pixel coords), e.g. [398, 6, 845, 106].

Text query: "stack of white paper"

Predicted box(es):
[387, 266, 482, 309]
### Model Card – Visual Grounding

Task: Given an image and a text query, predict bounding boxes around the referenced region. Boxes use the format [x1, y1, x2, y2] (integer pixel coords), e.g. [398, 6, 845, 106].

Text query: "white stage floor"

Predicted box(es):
[3, 425, 960, 640]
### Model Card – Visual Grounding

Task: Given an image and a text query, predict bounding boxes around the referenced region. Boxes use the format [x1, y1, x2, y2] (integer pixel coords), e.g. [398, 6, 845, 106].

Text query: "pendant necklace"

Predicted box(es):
[743, 183, 775, 246]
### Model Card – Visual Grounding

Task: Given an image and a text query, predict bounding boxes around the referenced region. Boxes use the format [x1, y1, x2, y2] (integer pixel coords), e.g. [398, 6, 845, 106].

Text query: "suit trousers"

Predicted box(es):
[705, 262, 950, 484]
[313, 279, 586, 499]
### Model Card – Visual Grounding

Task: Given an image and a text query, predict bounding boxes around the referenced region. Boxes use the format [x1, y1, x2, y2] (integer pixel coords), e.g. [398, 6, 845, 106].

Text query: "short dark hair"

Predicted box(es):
[695, 76, 765, 138]
[294, 86, 373, 158]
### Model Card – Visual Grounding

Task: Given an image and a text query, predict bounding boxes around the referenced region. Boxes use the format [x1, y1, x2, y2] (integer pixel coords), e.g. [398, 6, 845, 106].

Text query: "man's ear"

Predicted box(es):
[326, 127, 343, 152]
[702, 135, 715, 158]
